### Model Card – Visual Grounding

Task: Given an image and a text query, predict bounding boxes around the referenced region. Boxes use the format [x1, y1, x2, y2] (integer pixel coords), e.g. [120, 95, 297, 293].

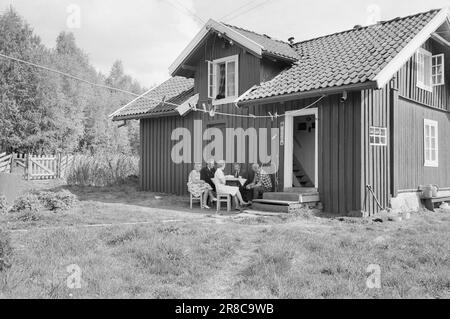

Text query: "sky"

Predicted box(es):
[1, 0, 449, 87]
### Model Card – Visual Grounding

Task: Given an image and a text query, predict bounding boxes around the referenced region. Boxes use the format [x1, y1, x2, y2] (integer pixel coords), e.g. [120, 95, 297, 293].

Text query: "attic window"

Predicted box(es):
[208, 55, 239, 105]
[416, 49, 445, 91]
[416, 48, 432, 91]
[432, 54, 445, 86]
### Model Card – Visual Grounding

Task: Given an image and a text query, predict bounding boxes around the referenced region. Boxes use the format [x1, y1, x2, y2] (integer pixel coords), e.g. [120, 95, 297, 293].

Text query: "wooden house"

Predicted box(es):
[112, 8, 450, 216]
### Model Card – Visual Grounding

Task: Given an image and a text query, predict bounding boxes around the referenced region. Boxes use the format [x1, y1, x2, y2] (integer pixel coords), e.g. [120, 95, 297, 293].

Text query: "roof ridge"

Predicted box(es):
[293, 8, 441, 46]
[222, 22, 292, 46]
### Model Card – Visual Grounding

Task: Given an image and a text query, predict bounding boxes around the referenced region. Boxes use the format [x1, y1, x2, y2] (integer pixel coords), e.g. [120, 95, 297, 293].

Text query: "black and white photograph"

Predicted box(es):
[0, 0, 449, 305]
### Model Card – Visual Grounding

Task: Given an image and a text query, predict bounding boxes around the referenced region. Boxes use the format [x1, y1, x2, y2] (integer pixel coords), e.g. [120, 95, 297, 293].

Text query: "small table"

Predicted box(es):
[225, 176, 247, 187]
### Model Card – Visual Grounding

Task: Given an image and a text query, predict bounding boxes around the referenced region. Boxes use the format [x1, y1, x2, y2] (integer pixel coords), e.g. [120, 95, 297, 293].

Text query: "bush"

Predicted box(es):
[0, 228, 12, 271]
[38, 190, 77, 212]
[0, 195, 8, 214]
[66, 154, 139, 187]
[11, 194, 41, 213]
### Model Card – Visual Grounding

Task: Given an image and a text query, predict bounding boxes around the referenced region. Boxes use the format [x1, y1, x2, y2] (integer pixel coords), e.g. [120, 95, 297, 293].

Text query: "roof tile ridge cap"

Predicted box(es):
[292, 8, 442, 47]
[222, 22, 293, 46]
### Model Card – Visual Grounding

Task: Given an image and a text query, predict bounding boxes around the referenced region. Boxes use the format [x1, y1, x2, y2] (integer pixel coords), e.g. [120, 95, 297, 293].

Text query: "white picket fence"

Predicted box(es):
[0, 152, 74, 180]
[0, 152, 12, 173]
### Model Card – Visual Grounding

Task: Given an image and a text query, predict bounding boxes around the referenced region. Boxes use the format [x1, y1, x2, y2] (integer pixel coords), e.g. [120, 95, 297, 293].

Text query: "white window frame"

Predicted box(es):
[207, 55, 239, 105]
[432, 53, 445, 86]
[424, 119, 438, 167]
[416, 48, 433, 92]
[369, 126, 387, 146]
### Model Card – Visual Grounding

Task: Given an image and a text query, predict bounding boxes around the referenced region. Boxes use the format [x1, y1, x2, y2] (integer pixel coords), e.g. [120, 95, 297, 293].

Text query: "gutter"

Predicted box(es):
[237, 81, 378, 106]
[112, 111, 179, 122]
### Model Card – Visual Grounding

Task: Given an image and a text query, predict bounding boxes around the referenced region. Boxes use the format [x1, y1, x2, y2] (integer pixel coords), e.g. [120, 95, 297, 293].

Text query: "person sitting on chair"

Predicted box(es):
[214, 160, 249, 211]
[200, 159, 216, 192]
[232, 163, 242, 178]
[246, 163, 272, 201]
[187, 163, 215, 209]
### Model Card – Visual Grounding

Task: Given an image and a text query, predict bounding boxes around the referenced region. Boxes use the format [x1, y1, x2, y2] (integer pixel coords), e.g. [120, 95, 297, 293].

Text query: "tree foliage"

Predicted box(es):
[0, 7, 143, 155]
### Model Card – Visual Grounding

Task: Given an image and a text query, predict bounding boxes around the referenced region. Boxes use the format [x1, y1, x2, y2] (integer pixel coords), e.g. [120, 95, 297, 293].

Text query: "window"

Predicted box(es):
[432, 54, 445, 86]
[369, 126, 387, 146]
[207, 55, 239, 104]
[416, 48, 445, 91]
[416, 48, 432, 91]
[424, 119, 438, 167]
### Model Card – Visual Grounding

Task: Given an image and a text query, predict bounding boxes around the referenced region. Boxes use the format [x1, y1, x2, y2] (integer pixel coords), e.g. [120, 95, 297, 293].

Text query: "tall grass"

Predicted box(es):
[66, 154, 139, 187]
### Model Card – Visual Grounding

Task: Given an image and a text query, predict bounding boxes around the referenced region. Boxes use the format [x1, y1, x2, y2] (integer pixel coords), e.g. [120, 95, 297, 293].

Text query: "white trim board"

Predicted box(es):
[374, 7, 450, 88]
[169, 19, 263, 76]
[283, 108, 319, 189]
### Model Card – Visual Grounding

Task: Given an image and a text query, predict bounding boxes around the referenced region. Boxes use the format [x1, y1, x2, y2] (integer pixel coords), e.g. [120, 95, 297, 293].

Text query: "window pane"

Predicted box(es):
[380, 137, 386, 145]
[216, 63, 226, 99]
[431, 150, 436, 161]
[425, 137, 430, 149]
[226, 61, 236, 97]
[430, 125, 436, 137]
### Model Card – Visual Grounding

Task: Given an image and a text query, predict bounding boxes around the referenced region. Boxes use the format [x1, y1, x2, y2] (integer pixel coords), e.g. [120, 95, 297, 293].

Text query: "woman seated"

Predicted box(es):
[187, 163, 215, 209]
[214, 160, 249, 210]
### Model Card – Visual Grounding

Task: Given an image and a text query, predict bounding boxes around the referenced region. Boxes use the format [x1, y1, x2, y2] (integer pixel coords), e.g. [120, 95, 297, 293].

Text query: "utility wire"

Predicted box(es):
[163, 0, 205, 25]
[224, 0, 274, 23]
[220, 0, 259, 21]
[0, 52, 170, 105]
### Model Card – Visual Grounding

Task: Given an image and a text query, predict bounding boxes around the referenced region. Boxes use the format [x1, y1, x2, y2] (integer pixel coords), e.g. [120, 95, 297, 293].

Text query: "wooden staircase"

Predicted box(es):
[292, 136, 314, 187]
[251, 190, 320, 213]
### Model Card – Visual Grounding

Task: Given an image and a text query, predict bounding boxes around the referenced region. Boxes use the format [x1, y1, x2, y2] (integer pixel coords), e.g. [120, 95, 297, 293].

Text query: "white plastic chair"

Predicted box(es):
[189, 192, 203, 209]
[212, 177, 231, 213]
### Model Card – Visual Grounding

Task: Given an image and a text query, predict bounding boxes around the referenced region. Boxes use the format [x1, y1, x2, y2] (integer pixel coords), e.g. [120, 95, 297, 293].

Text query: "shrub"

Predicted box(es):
[66, 154, 139, 187]
[38, 190, 77, 212]
[11, 194, 41, 213]
[0, 228, 12, 271]
[0, 195, 8, 214]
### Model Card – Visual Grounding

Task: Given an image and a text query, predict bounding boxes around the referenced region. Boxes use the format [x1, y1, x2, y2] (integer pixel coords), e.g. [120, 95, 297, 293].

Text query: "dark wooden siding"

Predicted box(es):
[360, 84, 393, 216]
[393, 97, 450, 191]
[390, 36, 450, 193]
[140, 111, 201, 195]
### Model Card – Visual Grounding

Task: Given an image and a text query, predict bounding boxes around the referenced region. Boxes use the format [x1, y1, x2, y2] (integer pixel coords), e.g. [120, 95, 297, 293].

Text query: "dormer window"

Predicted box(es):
[416, 48, 445, 91]
[208, 55, 239, 105]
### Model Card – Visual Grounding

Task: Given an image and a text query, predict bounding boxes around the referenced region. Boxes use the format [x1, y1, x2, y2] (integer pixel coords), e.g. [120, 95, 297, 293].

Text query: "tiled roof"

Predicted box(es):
[224, 23, 299, 61]
[239, 9, 440, 102]
[113, 76, 194, 119]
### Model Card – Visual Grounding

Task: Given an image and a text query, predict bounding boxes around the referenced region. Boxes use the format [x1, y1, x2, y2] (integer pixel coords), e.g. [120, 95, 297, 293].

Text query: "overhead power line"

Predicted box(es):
[220, 0, 259, 21]
[163, 0, 206, 25]
[224, 0, 274, 23]
[0, 52, 168, 105]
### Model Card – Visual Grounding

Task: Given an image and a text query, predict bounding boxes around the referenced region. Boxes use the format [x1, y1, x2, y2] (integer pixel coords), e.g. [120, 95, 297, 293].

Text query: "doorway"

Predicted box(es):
[283, 108, 318, 190]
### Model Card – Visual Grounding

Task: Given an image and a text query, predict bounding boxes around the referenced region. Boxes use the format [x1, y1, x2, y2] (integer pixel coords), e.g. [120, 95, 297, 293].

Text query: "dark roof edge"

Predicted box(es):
[238, 81, 378, 106]
[112, 111, 180, 121]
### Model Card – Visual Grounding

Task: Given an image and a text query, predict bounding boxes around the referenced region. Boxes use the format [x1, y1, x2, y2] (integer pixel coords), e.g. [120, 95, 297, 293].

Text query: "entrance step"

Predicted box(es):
[251, 199, 294, 213]
[263, 192, 320, 203]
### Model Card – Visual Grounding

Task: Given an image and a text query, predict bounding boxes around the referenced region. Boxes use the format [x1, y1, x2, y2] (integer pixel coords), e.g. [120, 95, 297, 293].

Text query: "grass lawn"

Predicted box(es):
[1, 184, 450, 299]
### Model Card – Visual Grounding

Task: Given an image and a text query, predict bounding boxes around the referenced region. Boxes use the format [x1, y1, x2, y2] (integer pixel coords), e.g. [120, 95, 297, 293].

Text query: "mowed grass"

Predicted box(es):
[1, 185, 450, 299]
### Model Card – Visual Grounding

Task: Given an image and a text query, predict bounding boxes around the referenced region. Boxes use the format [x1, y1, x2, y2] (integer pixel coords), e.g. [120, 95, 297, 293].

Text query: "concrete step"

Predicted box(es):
[251, 202, 290, 213]
[262, 192, 320, 203]
[263, 192, 301, 201]
[253, 199, 298, 206]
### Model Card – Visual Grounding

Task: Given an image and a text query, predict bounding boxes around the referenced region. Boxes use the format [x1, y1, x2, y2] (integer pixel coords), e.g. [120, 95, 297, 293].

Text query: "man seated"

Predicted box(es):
[246, 163, 272, 201]
[200, 159, 216, 192]
[230, 163, 254, 202]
